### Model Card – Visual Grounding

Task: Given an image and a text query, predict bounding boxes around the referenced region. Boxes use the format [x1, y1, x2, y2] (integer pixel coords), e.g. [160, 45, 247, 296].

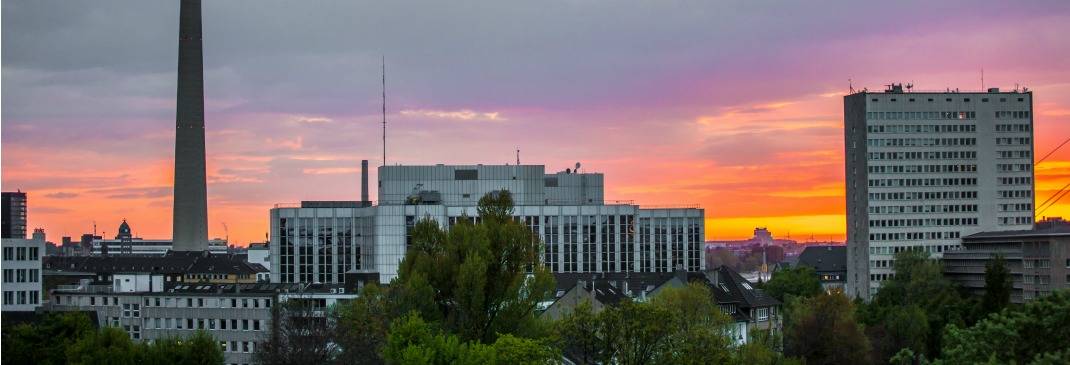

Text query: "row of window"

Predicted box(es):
[998, 177, 1032, 185]
[867, 137, 976, 147]
[997, 150, 1032, 159]
[866, 111, 977, 120]
[867, 164, 976, 174]
[868, 177, 977, 188]
[995, 123, 1031, 132]
[998, 216, 1033, 225]
[995, 111, 1031, 119]
[871, 96, 1025, 103]
[54, 295, 272, 310]
[995, 137, 1031, 145]
[996, 164, 1032, 172]
[999, 203, 1033, 212]
[868, 244, 957, 256]
[998, 190, 1032, 199]
[144, 317, 264, 332]
[869, 231, 961, 241]
[2, 290, 40, 305]
[867, 204, 978, 214]
[220, 341, 255, 354]
[869, 217, 978, 228]
[866, 124, 976, 133]
[2, 246, 40, 261]
[868, 191, 977, 201]
[868, 151, 976, 161]
[2, 268, 40, 283]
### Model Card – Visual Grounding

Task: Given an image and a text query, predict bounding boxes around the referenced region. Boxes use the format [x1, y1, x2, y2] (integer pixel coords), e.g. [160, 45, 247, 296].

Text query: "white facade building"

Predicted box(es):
[271, 164, 704, 284]
[2, 236, 44, 311]
[845, 85, 1035, 299]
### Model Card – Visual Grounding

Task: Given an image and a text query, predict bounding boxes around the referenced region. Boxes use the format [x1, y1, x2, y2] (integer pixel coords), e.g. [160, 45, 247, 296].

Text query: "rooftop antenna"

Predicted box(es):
[848, 78, 854, 93]
[222, 222, 229, 244]
[381, 55, 387, 167]
[516, 148, 520, 165]
[981, 68, 985, 90]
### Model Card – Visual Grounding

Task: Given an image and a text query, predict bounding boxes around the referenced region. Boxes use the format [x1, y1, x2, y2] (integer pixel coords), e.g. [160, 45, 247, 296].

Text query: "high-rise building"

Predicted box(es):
[172, 0, 209, 251]
[844, 85, 1035, 299]
[2, 191, 27, 239]
[270, 164, 705, 284]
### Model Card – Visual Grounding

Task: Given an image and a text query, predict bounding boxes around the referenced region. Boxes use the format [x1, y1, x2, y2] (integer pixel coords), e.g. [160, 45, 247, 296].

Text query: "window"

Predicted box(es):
[16, 247, 26, 261]
[454, 169, 478, 180]
[254, 320, 261, 331]
[2, 247, 11, 260]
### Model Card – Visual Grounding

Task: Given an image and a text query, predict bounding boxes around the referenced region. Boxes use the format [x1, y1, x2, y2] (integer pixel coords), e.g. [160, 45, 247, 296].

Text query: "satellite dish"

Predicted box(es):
[575, 162, 581, 171]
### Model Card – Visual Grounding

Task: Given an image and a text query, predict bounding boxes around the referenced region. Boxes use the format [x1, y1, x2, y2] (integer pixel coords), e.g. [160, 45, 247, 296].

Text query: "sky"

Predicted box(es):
[3, 1, 1070, 246]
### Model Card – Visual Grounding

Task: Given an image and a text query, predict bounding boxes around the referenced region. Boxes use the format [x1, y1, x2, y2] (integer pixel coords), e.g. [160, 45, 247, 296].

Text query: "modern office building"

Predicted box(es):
[2, 191, 28, 239]
[2, 234, 44, 311]
[845, 85, 1035, 299]
[943, 219, 1070, 303]
[270, 164, 705, 284]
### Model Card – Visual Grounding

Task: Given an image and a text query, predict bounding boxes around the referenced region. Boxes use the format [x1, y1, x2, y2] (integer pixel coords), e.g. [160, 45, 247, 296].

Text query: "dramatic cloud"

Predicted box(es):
[4, 0, 1070, 244]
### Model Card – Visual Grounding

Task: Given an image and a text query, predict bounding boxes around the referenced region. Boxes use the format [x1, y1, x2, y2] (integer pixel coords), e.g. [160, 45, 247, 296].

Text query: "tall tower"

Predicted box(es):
[172, 0, 209, 251]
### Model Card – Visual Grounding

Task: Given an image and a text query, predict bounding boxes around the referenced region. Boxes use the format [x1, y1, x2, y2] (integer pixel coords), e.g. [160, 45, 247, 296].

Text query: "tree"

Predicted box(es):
[66, 327, 141, 365]
[650, 282, 734, 365]
[395, 190, 556, 343]
[864, 250, 969, 361]
[763, 265, 823, 302]
[937, 290, 1070, 364]
[981, 254, 1012, 316]
[555, 301, 605, 364]
[256, 300, 340, 365]
[382, 312, 556, 365]
[784, 290, 870, 365]
[2, 311, 95, 365]
[336, 284, 391, 365]
[140, 331, 224, 365]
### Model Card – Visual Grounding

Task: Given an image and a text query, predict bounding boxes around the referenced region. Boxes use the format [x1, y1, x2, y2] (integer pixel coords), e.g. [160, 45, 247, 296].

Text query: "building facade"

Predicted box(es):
[2, 236, 44, 311]
[845, 85, 1035, 299]
[271, 164, 705, 284]
[2, 191, 27, 239]
[943, 221, 1070, 303]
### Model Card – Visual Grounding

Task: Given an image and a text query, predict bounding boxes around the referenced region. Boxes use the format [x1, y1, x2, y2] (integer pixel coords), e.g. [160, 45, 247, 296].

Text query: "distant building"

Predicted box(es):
[845, 85, 1035, 300]
[943, 221, 1070, 303]
[2, 234, 44, 311]
[88, 220, 228, 256]
[246, 242, 270, 282]
[797, 246, 847, 291]
[43, 251, 268, 295]
[271, 164, 705, 284]
[2, 191, 28, 239]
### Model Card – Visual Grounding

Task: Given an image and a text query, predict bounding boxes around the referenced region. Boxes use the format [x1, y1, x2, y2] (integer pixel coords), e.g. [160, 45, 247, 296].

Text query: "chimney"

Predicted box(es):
[361, 159, 370, 207]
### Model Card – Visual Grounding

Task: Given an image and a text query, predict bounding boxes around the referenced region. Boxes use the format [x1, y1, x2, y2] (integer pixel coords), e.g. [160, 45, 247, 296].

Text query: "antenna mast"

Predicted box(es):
[381, 55, 387, 167]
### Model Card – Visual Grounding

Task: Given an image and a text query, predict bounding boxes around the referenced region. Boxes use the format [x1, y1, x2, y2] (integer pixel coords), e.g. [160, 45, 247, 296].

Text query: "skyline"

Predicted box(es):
[4, 1, 1070, 245]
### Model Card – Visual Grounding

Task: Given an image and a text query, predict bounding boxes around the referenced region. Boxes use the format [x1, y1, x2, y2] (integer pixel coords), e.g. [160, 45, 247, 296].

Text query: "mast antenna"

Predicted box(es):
[382, 55, 387, 167]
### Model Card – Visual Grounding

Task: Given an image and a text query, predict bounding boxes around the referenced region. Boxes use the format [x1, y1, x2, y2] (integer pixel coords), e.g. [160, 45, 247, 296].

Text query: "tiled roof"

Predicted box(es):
[44, 251, 260, 275]
[798, 246, 847, 273]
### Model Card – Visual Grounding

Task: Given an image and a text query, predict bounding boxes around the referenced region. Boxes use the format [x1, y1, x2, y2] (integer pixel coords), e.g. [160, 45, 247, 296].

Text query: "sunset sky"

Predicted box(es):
[3, 1, 1070, 246]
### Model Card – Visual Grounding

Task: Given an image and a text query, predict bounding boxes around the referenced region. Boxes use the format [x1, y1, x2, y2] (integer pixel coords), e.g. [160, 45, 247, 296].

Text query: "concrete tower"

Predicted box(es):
[172, 0, 209, 251]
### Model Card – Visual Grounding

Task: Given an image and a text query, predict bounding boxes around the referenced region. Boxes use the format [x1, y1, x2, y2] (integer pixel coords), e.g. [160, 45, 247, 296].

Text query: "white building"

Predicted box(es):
[89, 220, 228, 256]
[844, 85, 1035, 299]
[246, 242, 271, 282]
[271, 164, 705, 284]
[2, 235, 44, 311]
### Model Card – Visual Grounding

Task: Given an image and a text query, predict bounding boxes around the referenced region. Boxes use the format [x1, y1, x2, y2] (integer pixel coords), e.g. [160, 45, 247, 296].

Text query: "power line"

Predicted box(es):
[1036, 135, 1070, 165]
[1037, 181, 1070, 213]
[1037, 187, 1070, 218]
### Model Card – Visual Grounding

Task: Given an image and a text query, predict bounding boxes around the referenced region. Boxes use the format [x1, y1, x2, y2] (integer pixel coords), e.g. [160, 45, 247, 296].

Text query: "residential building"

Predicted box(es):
[943, 220, 1070, 303]
[246, 242, 270, 282]
[43, 252, 268, 296]
[845, 85, 1035, 299]
[271, 164, 705, 284]
[2, 191, 27, 239]
[2, 234, 45, 311]
[797, 245, 847, 291]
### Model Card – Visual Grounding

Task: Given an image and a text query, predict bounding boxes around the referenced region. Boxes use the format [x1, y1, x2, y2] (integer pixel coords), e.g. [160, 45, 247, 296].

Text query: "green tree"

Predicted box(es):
[1, 311, 95, 365]
[382, 312, 555, 365]
[66, 327, 142, 365]
[555, 301, 605, 364]
[395, 190, 556, 343]
[981, 254, 1012, 316]
[763, 265, 823, 302]
[937, 290, 1070, 364]
[140, 331, 224, 365]
[337, 283, 391, 364]
[650, 282, 734, 365]
[784, 290, 870, 365]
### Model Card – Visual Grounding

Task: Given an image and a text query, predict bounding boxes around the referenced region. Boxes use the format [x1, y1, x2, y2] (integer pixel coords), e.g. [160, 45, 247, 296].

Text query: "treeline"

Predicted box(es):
[2, 311, 224, 365]
[763, 250, 1070, 364]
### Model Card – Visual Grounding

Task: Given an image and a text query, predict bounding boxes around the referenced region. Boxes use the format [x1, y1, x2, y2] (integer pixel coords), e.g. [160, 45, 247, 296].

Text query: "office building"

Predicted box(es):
[271, 164, 705, 284]
[2, 191, 27, 239]
[86, 220, 227, 256]
[2, 234, 44, 311]
[943, 219, 1070, 303]
[845, 85, 1035, 299]
[172, 0, 210, 252]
